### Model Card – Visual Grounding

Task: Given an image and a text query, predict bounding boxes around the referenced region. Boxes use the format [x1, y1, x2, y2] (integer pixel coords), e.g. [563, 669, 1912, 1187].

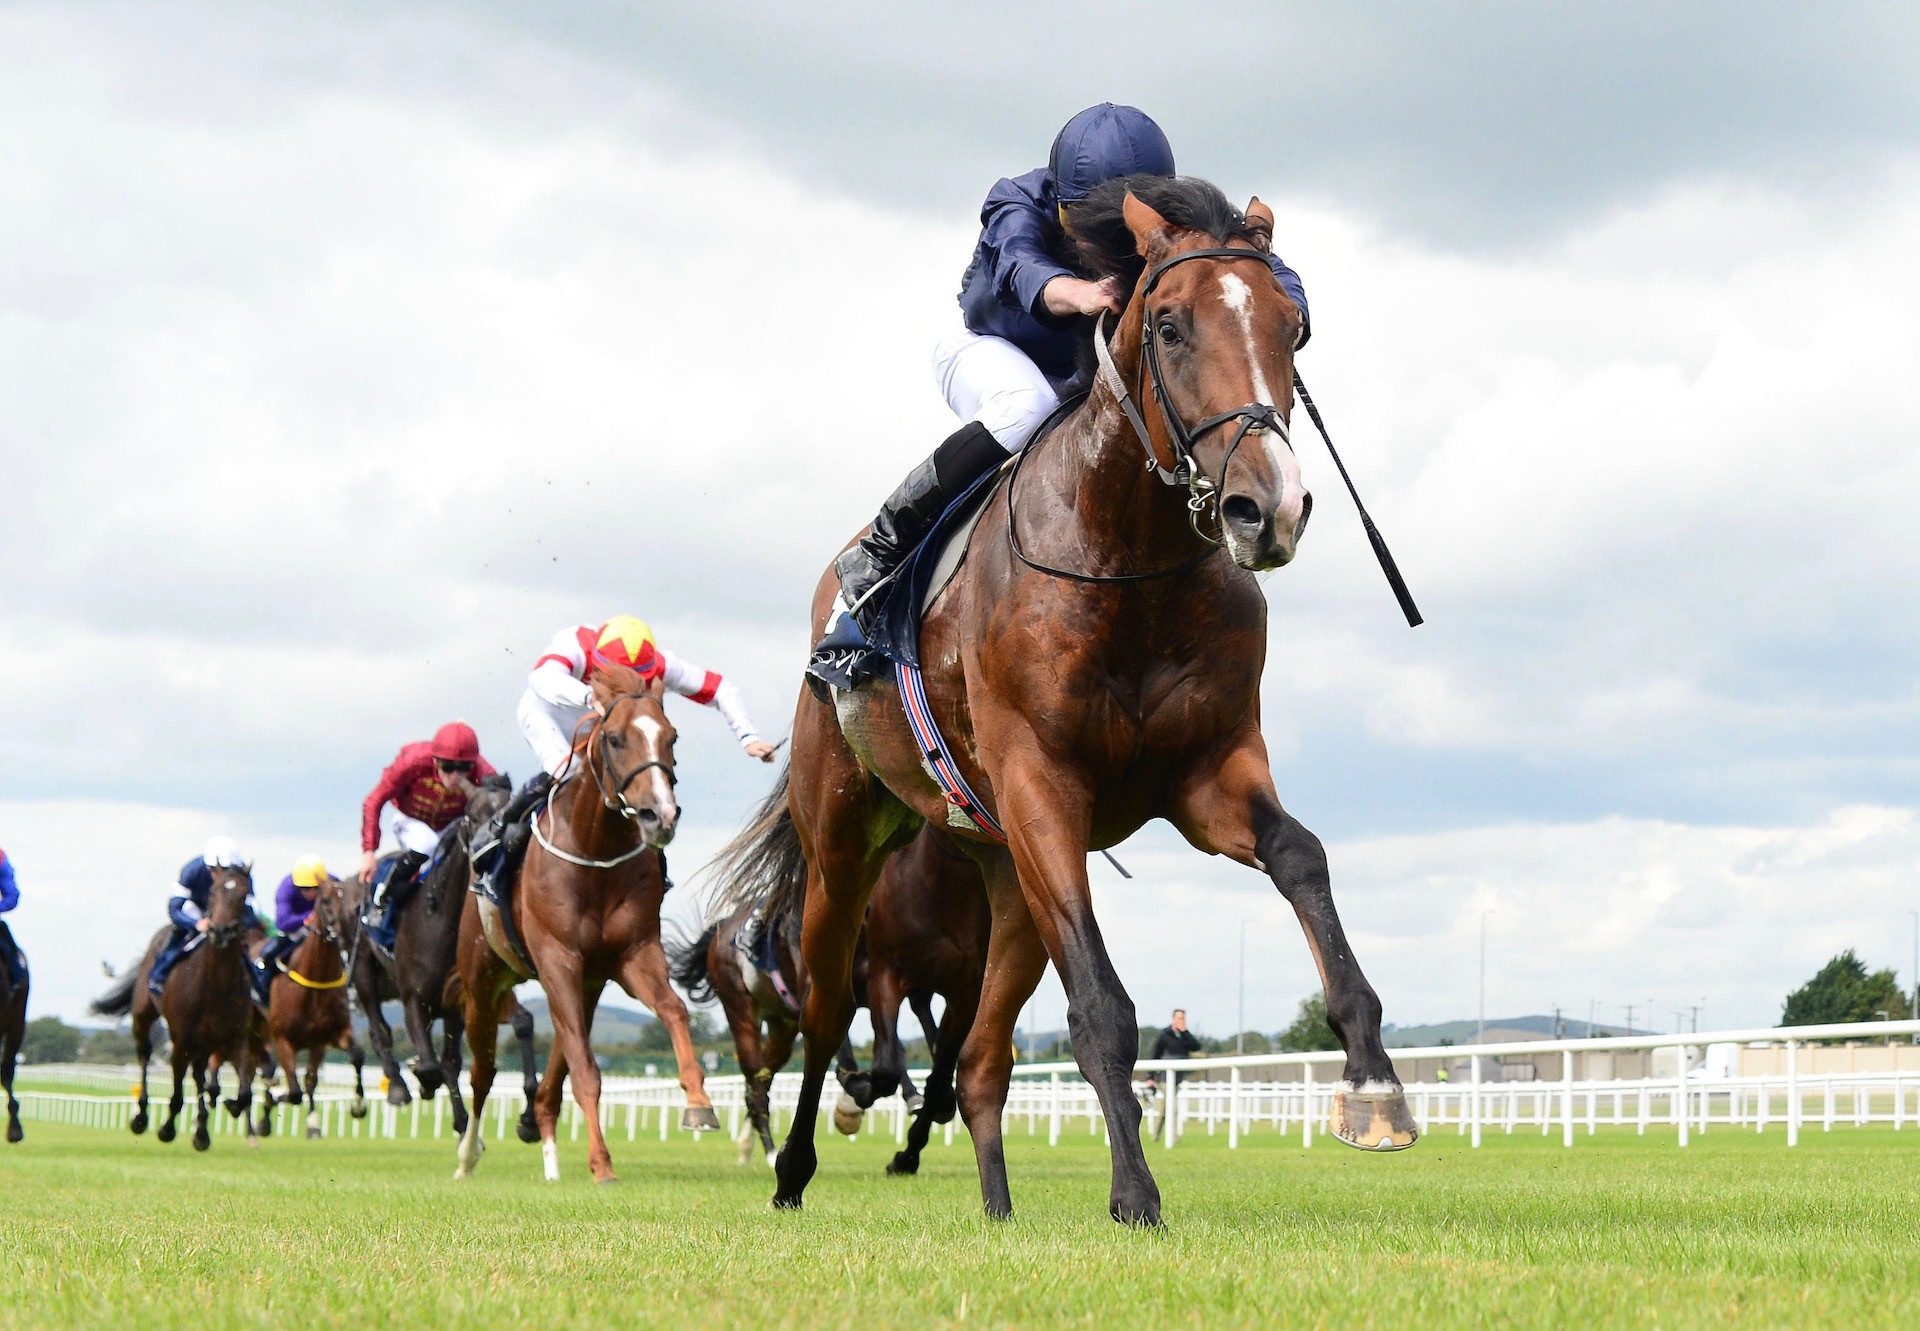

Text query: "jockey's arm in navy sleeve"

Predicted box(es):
[978, 174, 1077, 320]
[1268, 254, 1310, 347]
[167, 895, 202, 929]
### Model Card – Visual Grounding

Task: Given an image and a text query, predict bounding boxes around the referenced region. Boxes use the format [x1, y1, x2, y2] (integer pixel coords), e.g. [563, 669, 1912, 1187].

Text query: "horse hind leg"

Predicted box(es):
[750, 1019, 795, 1168]
[129, 1012, 156, 1135]
[531, 955, 613, 1183]
[156, 1047, 188, 1144]
[304, 1050, 325, 1138]
[455, 986, 503, 1179]
[3, 1012, 21, 1143]
[889, 989, 973, 1178]
[509, 1003, 538, 1144]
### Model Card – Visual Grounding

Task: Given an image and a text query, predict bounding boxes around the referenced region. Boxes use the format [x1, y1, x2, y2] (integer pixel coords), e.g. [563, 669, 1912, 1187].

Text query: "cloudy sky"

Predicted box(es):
[4, 2, 1917, 1039]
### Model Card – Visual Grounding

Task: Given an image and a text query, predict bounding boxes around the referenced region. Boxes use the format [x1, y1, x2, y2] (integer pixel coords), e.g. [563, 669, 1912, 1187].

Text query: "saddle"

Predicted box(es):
[735, 916, 799, 1016]
[472, 801, 541, 982]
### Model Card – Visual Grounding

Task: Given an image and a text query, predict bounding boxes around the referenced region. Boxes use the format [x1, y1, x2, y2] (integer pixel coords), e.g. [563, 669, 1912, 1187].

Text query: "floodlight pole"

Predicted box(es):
[1235, 919, 1249, 1055]
[1477, 910, 1489, 1045]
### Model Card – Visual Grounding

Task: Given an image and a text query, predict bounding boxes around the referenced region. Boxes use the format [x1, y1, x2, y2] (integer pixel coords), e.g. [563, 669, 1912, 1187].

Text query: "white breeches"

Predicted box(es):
[386, 810, 440, 857]
[517, 688, 586, 779]
[931, 321, 1061, 451]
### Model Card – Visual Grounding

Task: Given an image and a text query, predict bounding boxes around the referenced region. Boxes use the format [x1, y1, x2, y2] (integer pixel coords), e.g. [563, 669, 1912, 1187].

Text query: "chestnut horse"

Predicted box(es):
[1, 933, 23, 1144]
[257, 876, 370, 1138]
[343, 780, 537, 1127]
[93, 865, 262, 1151]
[714, 177, 1415, 1225]
[455, 666, 716, 1184]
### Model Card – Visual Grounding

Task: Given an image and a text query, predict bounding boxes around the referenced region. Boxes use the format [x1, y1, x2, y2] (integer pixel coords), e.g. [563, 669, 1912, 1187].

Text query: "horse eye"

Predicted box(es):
[1158, 320, 1181, 346]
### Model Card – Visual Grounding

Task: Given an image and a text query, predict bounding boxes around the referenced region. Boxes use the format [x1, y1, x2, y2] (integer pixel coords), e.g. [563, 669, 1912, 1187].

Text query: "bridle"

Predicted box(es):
[533, 693, 676, 871]
[1009, 245, 1291, 584]
[206, 869, 251, 949]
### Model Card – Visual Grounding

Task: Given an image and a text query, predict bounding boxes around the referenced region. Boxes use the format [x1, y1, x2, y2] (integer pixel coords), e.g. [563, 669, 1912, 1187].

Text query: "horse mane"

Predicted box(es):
[1069, 174, 1264, 292]
[587, 663, 650, 699]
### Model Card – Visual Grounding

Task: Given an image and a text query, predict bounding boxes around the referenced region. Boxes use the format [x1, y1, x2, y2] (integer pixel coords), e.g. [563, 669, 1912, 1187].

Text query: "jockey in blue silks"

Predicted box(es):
[0, 846, 25, 988]
[148, 835, 255, 997]
[831, 102, 1310, 630]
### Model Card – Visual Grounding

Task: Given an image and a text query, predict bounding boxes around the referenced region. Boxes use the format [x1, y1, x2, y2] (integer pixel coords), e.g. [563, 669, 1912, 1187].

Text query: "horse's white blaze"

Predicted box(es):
[541, 1138, 560, 1181]
[630, 713, 677, 818]
[1218, 272, 1306, 526]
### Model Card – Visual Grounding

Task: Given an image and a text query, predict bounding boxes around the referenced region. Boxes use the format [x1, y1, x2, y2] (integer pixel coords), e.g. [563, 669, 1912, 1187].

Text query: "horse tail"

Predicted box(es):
[666, 922, 721, 1006]
[704, 760, 807, 926]
[91, 964, 140, 1018]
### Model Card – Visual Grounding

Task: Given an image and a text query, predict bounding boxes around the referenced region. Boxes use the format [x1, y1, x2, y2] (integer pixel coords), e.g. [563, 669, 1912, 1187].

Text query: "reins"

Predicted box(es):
[534, 695, 671, 871]
[1009, 242, 1423, 626]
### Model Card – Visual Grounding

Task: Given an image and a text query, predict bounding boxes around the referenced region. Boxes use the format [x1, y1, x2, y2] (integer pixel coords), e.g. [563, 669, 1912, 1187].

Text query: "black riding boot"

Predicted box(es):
[472, 772, 554, 897]
[833, 421, 1007, 625]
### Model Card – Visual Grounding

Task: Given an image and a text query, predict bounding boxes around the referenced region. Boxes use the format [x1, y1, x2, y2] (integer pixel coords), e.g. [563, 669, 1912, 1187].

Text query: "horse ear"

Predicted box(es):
[646, 675, 667, 701]
[1122, 191, 1175, 258]
[1243, 197, 1274, 252]
[589, 670, 620, 713]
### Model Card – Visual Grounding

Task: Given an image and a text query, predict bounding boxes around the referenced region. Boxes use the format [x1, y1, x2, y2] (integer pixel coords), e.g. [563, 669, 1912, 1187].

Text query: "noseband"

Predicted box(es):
[589, 719, 676, 822]
[1009, 246, 1292, 585]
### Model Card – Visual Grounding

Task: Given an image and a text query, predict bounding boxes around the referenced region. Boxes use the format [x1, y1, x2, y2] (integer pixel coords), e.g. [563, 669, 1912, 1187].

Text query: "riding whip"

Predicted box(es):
[1292, 372, 1423, 628]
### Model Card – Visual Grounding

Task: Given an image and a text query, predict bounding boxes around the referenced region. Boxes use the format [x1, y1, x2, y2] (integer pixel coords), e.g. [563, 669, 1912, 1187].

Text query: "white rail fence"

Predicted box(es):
[16, 1019, 1920, 1150]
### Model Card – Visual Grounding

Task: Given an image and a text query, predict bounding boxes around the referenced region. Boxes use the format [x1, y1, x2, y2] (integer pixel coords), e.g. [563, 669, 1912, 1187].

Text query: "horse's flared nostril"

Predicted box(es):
[1221, 494, 1265, 531]
[1297, 490, 1313, 538]
[636, 807, 660, 825]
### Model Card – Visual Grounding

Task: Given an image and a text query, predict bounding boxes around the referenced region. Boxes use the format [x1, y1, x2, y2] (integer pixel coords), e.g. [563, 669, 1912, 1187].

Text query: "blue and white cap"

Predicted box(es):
[1048, 103, 1176, 203]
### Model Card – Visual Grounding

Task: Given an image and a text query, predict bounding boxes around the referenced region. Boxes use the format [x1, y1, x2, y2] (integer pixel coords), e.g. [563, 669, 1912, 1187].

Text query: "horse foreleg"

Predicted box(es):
[401, 995, 442, 1099]
[615, 941, 716, 1131]
[952, 854, 1053, 1220]
[531, 953, 612, 1183]
[304, 1049, 324, 1138]
[746, 1018, 791, 1166]
[902, 991, 941, 1109]
[157, 1046, 188, 1144]
[3, 1005, 22, 1143]
[189, 1060, 212, 1152]
[129, 1011, 156, 1135]
[889, 986, 974, 1177]
[357, 969, 411, 1107]
[1171, 741, 1416, 1151]
[854, 967, 908, 1108]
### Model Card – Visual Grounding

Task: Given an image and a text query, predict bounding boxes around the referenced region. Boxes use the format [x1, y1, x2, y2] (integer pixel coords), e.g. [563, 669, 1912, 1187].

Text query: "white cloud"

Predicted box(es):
[3, 7, 1917, 1041]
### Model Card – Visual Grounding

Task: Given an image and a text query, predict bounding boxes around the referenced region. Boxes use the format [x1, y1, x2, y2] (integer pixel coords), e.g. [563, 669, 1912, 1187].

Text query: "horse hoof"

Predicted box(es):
[1330, 1086, 1419, 1152]
[349, 1099, 369, 1120]
[771, 1193, 804, 1211]
[192, 1132, 210, 1152]
[905, 1094, 925, 1114]
[6, 1123, 22, 1144]
[386, 1084, 411, 1108]
[886, 1152, 920, 1177]
[129, 1114, 149, 1136]
[224, 1099, 245, 1119]
[306, 1127, 322, 1140]
[595, 1174, 621, 1187]
[515, 1116, 538, 1145]
[832, 1092, 864, 1137]
[681, 1106, 720, 1132]
[156, 1123, 177, 1144]
[841, 1073, 875, 1110]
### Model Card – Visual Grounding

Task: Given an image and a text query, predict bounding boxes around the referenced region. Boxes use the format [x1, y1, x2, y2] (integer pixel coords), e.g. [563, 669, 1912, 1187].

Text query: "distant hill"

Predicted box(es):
[1382, 1015, 1643, 1047]
[518, 995, 657, 1040]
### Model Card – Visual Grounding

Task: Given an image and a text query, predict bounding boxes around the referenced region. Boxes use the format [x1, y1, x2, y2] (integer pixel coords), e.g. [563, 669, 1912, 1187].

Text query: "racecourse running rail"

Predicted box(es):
[17, 1018, 1920, 1151]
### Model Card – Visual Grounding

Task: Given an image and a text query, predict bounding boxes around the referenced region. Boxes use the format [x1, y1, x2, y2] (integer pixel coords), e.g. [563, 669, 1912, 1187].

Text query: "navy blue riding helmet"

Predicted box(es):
[1048, 102, 1176, 203]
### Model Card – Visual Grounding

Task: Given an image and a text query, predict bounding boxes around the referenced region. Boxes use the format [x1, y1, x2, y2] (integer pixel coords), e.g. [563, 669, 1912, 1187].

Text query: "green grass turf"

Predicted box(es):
[3, 1117, 1915, 1329]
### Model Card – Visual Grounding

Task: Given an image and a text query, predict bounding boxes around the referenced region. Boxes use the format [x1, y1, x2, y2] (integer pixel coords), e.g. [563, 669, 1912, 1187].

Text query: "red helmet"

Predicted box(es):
[430, 722, 480, 764]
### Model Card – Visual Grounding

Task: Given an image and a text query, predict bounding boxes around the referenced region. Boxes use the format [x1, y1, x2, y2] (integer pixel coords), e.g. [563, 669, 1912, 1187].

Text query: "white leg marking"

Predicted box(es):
[541, 1138, 560, 1182]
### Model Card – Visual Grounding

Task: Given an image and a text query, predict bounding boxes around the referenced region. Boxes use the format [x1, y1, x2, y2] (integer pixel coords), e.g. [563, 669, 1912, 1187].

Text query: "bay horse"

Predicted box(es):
[257, 876, 369, 1138]
[667, 900, 876, 1166]
[713, 176, 1416, 1225]
[454, 666, 717, 1184]
[93, 865, 262, 1150]
[341, 781, 540, 1142]
[1, 932, 23, 1143]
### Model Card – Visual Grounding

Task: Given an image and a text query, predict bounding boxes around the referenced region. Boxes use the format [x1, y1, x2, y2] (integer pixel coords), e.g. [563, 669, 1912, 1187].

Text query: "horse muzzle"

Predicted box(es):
[627, 801, 678, 849]
[1221, 486, 1312, 571]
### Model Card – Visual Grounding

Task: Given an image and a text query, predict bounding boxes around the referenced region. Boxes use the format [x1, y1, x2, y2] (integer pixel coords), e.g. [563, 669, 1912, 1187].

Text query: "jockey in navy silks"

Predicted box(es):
[148, 836, 256, 997]
[0, 846, 24, 989]
[831, 102, 1310, 632]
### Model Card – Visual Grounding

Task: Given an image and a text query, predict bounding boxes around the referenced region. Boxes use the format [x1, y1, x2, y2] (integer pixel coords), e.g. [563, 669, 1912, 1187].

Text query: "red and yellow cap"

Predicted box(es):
[593, 615, 662, 679]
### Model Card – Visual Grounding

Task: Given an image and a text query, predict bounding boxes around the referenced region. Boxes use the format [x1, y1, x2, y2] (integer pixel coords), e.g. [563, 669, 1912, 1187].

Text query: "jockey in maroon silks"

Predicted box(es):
[359, 721, 498, 951]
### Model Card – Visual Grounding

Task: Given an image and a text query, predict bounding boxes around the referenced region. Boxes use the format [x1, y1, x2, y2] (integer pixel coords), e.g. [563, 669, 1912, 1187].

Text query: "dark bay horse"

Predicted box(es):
[714, 177, 1415, 1225]
[342, 782, 540, 1138]
[1, 933, 22, 1143]
[258, 876, 369, 1138]
[668, 900, 874, 1166]
[93, 865, 262, 1150]
[455, 667, 717, 1184]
